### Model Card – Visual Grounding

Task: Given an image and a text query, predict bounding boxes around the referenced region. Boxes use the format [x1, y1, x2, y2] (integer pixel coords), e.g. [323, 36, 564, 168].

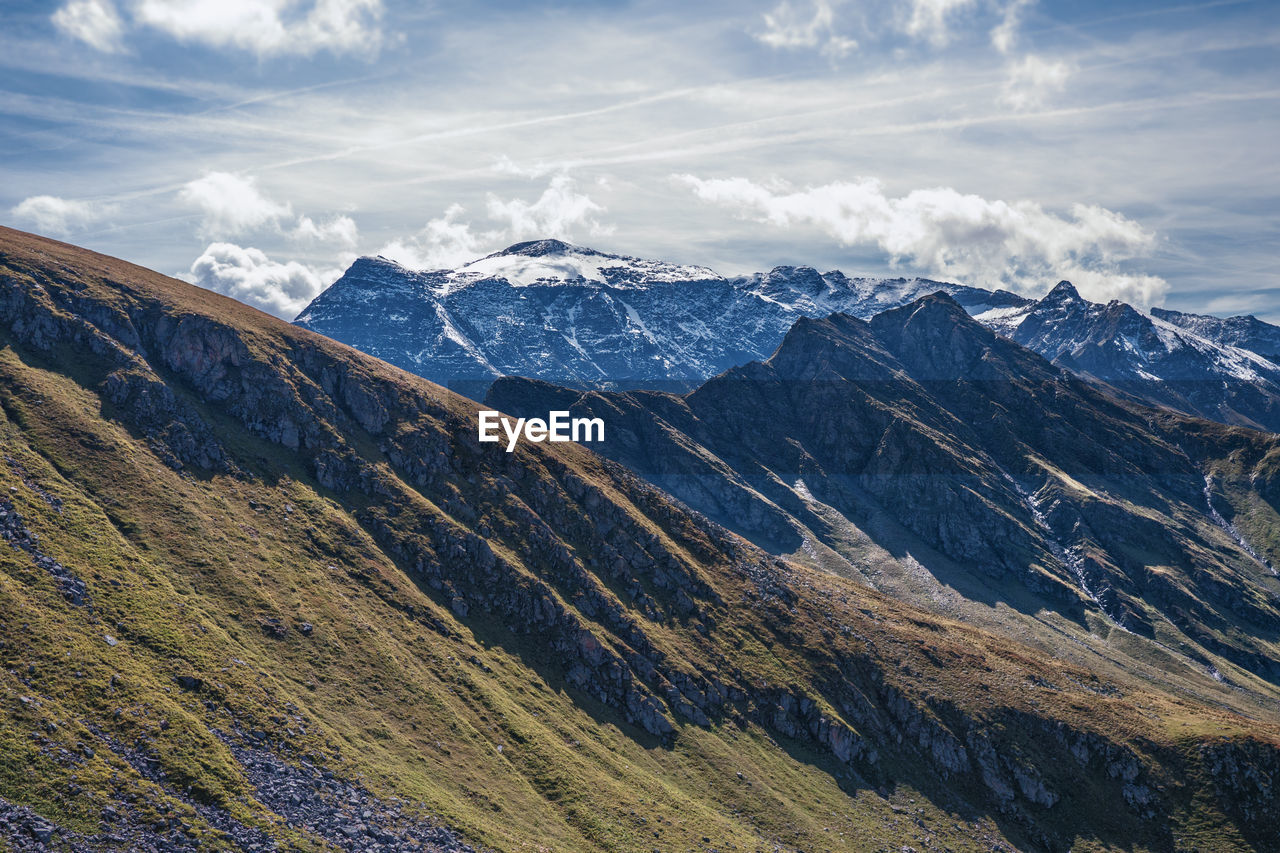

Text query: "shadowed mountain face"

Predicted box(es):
[488, 294, 1280, 690]
[4, 228, 1280, 852]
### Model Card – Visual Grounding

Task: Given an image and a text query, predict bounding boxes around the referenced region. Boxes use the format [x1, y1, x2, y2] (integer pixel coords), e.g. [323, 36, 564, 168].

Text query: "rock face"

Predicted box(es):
[489, 293, 1280, 683]
[298, 242, 1280, 433]
[4, 226, 1280, 852]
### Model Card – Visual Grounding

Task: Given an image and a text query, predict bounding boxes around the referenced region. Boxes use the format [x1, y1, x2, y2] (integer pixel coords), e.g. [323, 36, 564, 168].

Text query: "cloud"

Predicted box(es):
[179, 172, 292, 239]
[376, 174, 614, 271]
[178, 172, 358, 249]
[676, 174, 1167, 305]
[901, 0, 977, 46]
[51, 0, 126, 52]
[1000, 54, 1072, 109]
[185, 242, 346, 318]
[378, 204, 492, 271]
[10, 195, 115, 236]
[990, 0, 1032, 54]
[756, 0, 857, 58]
[292, 214, 359, 247]
[492, 155, 558, 180]
[133, 0, 383, 57]
[486, 173, 612, 241]
[54, 0, 383, 57]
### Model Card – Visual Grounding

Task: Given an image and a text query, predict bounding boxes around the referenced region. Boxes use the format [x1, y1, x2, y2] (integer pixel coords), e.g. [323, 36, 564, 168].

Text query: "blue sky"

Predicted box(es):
[2, 0, 1277, 320]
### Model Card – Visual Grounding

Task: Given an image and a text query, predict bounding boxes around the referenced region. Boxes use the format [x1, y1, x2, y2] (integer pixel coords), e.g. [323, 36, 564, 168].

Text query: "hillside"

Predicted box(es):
[488, 295, 1280, 731]
[2, 227, 1280, 852]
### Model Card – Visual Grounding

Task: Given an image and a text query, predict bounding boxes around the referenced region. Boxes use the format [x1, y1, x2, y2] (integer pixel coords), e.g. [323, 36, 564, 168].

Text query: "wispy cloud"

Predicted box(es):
[377, 204, 493, 271]
[51, 0, 126, 53]
[756, 0, 857, 58]
[676, 174, 1167, 305]
[1000, 54, 1072, 108]
[487, 174, 612, 242]
[901, 0, 978, 45]
[991, 0, 1034, 53]
[379, 173, 613, 271]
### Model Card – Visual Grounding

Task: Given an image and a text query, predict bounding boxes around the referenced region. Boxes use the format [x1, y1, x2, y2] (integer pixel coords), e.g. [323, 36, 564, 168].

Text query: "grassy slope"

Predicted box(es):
[0, 227, 1277, 852]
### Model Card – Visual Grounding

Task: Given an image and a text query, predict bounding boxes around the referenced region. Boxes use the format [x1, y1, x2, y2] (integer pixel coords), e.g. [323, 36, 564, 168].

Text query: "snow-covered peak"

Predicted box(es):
[449, 240, 723, 289]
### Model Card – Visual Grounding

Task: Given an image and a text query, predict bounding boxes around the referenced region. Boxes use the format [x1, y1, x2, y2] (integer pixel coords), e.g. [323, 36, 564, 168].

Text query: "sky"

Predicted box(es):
[2, 0, 1278, 321]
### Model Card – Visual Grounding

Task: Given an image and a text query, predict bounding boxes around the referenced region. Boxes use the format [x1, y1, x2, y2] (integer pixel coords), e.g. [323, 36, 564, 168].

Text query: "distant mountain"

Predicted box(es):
[1152, 305, 1280, 362]
[294, 240, 1023, 399]
[297, 241, 1280, 433]
[979, 281, 1280, 431]
[489, 291, 1280, 687]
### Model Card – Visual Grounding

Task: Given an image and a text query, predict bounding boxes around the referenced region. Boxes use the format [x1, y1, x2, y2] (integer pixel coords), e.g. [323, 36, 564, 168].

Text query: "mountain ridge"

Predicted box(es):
[297, 241, 1280, 433]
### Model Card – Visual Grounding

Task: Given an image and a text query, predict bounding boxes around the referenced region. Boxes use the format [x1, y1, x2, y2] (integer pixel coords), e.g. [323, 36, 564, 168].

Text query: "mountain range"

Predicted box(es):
[293, 239, 1025, 399]
[488, 293, 1280, 684]
[296, 240, 1280, 432]
[3, 226, 1280, 852]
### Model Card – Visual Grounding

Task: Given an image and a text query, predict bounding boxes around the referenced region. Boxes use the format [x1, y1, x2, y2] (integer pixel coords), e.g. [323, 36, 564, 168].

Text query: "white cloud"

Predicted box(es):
[292, 214, 359, 247]
[486, 173, 612, 241]
[185, 242, 346, 318]
[178, 172, 359, 249]
[133, 0, 383, 57]
[1001, 54, 1072, 109]
[676, 174, 1167, 306]
[376, 174, 613, 271]
[51, 0, 126, 52]
[990, 0, 1032, 54]
[492, 155, 558, 180]
[57, 0, 383, 57]
[756, 0, 857, 58]
[10, 195, 115, 236]
[180, 172, 292, 239]
[378, 204, 492, 271]
[902, 0, 976, 46]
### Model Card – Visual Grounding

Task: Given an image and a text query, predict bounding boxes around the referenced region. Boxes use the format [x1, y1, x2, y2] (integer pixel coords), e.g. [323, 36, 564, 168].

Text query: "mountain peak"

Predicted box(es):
[869, 291, 1008, 379]
[494, 238, 594, 258]
[1043, 280, 1083, 304]
[873, 290, 971, 327]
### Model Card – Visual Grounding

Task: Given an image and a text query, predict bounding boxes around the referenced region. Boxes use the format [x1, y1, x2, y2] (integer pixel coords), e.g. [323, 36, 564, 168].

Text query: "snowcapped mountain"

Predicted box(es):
[295, 239, 1280, 431]
[976, 281, 1280, 430]
[1151, 306, 1280, 362]
[450, 239, 719, 288]
[294, 240, 989, 398]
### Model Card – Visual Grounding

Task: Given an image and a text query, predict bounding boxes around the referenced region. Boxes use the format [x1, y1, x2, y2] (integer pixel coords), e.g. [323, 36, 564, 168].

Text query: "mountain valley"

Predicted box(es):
[1, 228, 1279, 851]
